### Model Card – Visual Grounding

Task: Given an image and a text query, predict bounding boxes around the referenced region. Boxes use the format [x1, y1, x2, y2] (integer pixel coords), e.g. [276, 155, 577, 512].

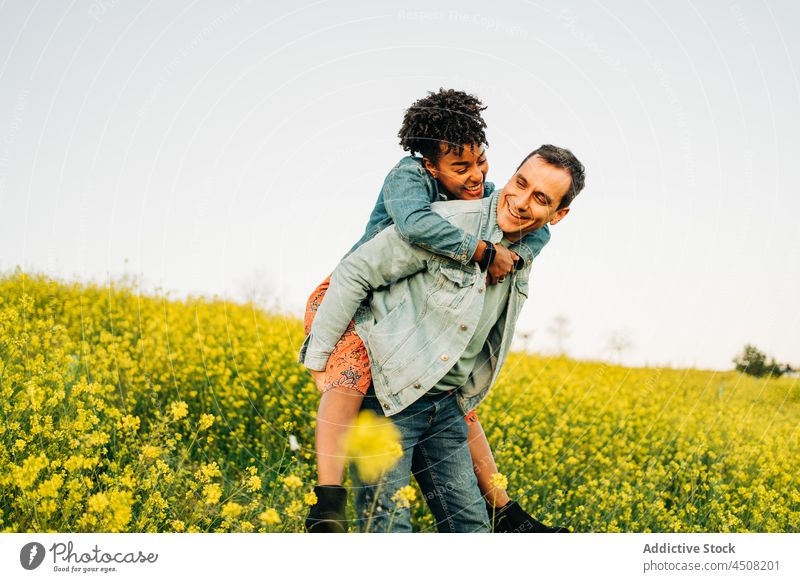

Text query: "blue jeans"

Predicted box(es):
[352, 387, 490, 532]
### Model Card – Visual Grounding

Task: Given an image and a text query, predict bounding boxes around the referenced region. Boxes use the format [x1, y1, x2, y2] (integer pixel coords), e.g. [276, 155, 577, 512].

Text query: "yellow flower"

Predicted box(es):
[391, 485, 417, 509]
[118, 414, 140, 432]
[105, 490, 133, 532]
[199, 413, 215, 430]
[282, 474, 303, 489]
[221, 501, 243, 520]
[304, 490, 318, 506]
[259, 508, 280, 526]
[171, 519, 186, 532]
[169, 401, 188, 421]
[86, 490, 133, 532]
[37, 474, 64, 498]
[12, 453, 49, 490]
[489, 472, 508, 491]
[141, 445, 161, 459]
[195, 462, 222, 483]
[244, 475, 262, 492]
[87, 492, 109, 513]
[285, 500, 304, 518]
[343, 410, 403, 483]
[203, 483, 222, 505]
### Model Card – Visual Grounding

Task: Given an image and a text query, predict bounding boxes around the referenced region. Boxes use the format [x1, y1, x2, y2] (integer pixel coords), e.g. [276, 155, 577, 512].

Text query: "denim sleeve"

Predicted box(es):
[383, 163, 478, 265]
[301, 226, 429, 371]
[511, 224, 551, 267]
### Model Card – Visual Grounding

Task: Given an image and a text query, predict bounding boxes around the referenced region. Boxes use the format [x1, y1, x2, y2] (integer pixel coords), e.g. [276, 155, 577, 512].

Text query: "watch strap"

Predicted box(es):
[478, 240, 496, 271]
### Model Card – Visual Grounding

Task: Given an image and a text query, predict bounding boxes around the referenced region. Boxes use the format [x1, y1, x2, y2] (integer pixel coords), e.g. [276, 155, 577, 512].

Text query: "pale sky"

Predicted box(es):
[1, 0, 798, 370]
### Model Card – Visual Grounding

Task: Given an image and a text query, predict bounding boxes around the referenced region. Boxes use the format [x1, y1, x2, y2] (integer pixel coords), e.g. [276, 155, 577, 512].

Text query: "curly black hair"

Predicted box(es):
[397, 89, 488, 162]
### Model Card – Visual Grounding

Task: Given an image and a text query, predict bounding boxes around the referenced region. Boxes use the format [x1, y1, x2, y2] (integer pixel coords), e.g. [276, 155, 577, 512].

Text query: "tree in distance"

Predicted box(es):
[732, 344, 785, 378]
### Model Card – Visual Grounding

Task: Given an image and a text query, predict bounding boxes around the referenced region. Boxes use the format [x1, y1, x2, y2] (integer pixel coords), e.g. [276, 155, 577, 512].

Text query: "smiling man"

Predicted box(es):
[302, 144, 586, 532]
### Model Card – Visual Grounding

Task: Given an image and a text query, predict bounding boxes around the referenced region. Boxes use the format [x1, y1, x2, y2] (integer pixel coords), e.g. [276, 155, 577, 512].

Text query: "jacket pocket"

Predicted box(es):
[430, 263, 478, 309]
[366, 297, 416, 369]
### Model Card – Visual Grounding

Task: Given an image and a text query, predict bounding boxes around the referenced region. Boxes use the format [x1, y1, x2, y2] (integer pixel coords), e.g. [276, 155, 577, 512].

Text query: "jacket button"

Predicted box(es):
[460, 324, 468, 331]
[413, 382, 422, 389]
[382, 402, 389, 409]
[441, 354, 449, 361]
[478, 287, 484, 294]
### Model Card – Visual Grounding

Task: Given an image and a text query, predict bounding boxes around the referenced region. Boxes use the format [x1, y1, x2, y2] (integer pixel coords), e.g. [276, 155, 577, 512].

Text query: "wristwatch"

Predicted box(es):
[477, 240, 496, 271]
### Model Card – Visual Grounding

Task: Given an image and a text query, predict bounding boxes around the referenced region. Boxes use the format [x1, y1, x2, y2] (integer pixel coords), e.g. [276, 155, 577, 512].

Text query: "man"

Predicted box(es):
[302, 145, 586, 532]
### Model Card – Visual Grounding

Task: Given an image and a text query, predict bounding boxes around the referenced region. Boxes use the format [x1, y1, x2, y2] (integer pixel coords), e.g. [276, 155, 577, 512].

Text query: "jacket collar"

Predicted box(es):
[481, 192, 504, 245]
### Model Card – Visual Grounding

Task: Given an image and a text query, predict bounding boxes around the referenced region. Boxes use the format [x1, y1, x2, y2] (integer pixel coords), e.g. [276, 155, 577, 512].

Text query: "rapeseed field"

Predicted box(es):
[1, 272, 797, 532]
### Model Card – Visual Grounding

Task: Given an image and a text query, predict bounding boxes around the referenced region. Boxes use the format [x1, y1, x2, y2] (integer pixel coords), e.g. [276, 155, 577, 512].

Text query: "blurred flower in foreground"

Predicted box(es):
[344, 410, 403, 483]
[489, 472, 508, 491]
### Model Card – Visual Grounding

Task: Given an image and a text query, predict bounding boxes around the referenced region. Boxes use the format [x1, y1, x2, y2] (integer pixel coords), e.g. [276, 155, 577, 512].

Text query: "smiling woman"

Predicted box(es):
[422, 144, 488, 200]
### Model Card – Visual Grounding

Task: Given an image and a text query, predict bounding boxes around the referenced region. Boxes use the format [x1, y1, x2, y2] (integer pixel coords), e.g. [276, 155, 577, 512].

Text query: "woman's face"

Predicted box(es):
[423, 144, 488, 200]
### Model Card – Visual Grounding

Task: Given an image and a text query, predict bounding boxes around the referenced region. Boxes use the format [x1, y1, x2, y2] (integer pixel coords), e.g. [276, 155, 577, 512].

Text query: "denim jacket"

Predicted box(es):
[300, 192, 549, 416]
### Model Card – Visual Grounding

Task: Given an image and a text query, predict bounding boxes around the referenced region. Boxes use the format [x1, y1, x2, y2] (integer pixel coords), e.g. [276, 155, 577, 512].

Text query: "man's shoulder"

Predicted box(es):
[429, 197, 487, 235]
[430, 197, 487, 218]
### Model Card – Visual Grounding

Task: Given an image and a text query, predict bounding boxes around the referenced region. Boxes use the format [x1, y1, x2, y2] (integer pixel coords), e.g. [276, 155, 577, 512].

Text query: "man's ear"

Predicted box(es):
[549, 207, 570, 226]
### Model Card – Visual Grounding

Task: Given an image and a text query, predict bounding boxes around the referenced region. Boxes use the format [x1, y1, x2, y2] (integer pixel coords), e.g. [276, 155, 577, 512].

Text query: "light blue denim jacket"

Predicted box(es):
[300, 192, 548, 416]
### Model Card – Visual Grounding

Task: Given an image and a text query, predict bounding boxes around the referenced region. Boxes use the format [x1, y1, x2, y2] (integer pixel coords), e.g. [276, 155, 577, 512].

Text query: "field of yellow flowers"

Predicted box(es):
[1, 272, 798, 532]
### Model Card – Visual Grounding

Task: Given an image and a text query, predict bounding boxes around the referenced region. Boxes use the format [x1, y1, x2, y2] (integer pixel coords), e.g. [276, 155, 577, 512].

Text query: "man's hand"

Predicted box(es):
[487, 244, 519, 285]
[308, 369, 326, 393]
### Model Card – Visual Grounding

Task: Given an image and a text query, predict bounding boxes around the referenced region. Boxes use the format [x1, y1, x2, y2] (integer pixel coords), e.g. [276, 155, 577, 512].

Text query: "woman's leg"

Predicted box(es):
[304, 275, 372, 485]
[465, 415, 511, 508]
[303, 276, 374, 531]
[315, 386, 364, 485]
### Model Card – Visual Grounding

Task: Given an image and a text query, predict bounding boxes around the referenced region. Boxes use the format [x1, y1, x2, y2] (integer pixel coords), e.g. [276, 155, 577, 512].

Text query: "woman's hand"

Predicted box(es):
[487, 244, 519, 285]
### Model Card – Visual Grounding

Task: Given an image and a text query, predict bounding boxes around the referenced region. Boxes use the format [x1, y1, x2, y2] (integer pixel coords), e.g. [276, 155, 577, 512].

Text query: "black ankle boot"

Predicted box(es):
[305, 485, 348, 533]
[487, 500, 570, 533]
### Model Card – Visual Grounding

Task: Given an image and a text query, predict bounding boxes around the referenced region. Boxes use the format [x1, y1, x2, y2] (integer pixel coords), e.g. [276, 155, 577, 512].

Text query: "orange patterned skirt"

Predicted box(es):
[304, 275, 372, 395]
[304, 275, 478, 424]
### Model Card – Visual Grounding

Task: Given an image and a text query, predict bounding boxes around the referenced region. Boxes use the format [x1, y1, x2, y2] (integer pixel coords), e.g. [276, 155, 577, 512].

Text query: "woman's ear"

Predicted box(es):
[423, 157, 438, 179]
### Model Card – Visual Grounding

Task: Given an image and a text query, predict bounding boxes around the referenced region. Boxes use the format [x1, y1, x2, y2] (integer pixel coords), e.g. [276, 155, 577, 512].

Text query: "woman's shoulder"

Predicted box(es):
[393, 155, 425, 171]
[382, 155, 434, 192]
[387, 155, 427, 179]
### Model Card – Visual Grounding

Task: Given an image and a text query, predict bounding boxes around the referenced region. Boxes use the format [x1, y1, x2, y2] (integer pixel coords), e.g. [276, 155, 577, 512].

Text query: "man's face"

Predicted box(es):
[497, 155, 572, 242]
[424, 143, 488, 200]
